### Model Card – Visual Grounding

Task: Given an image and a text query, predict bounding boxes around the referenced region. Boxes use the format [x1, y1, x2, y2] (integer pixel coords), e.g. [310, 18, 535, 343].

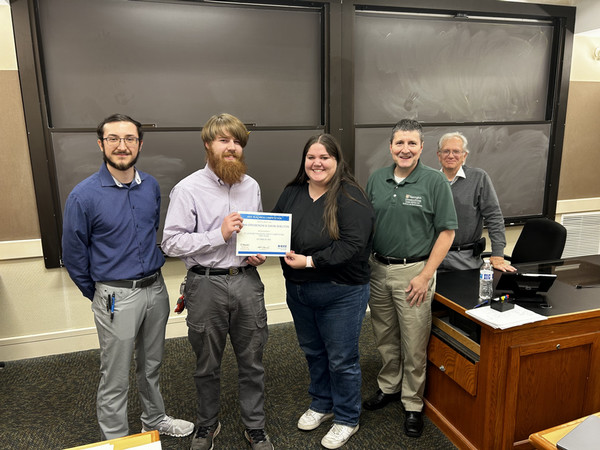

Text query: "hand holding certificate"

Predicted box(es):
[236, 211, 292, 256]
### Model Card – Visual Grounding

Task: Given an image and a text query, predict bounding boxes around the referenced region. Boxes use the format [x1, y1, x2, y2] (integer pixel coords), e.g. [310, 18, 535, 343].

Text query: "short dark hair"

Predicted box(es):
[390, 118, 423, 144]
[96, 113, 143, 141]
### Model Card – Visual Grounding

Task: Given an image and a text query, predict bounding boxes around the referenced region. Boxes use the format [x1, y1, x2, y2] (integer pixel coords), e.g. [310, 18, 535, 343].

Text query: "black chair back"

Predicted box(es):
[510, 218, 567, 264]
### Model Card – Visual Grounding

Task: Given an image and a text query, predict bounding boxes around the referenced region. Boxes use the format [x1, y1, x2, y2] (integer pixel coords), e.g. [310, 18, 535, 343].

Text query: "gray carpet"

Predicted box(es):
[0, 316, 457, 449]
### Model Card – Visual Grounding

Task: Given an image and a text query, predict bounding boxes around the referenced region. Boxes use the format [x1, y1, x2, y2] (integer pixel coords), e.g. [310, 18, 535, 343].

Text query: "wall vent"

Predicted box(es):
[560, 212, 600, 258]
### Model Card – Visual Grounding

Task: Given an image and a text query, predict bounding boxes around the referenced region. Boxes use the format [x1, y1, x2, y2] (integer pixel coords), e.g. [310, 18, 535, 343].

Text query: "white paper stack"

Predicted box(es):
[465, 304, 547, 329]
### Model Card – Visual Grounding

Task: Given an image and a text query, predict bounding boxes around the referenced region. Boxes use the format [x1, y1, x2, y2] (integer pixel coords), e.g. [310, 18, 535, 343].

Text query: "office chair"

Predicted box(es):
[507, 218, 567, 264]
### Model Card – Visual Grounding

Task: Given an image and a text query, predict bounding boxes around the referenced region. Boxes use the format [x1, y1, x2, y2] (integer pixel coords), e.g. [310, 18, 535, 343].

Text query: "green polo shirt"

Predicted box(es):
[366, 161, 458, 258]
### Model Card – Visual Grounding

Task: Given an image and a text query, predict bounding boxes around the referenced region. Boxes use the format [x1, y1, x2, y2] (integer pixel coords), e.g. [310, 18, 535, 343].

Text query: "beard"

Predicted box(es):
[103, 149, 139, 171]
[207, 150, 247, 185]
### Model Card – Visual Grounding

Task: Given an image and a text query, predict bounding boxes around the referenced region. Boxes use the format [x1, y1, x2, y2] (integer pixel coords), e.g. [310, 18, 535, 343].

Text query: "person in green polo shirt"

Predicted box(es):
[363, 119, 457, 438]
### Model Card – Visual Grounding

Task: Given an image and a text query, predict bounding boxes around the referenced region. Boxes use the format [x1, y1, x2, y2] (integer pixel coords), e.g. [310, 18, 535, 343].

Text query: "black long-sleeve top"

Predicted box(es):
[272, 182, 374, 285]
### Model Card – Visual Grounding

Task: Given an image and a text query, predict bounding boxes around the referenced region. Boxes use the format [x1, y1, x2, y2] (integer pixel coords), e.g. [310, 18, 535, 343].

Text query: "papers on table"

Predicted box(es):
[466, 304, 547, 329]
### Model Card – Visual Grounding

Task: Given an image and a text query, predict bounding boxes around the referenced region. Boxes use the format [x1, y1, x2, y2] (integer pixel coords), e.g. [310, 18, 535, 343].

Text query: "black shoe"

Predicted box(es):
[362, 388, 401, 411]
[404, 411, 423, 438]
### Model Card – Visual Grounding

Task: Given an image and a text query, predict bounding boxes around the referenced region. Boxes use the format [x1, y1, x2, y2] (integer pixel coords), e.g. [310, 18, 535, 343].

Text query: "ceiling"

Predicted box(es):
[502, 0, 600, 36]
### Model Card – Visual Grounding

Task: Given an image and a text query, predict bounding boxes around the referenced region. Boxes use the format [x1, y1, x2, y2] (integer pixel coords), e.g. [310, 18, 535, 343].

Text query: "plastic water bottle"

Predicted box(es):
[479, 259, 493, 301]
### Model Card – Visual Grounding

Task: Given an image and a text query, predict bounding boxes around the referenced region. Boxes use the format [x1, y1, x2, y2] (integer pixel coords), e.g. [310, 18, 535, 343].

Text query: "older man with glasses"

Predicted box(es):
[436, 131, 516, 273]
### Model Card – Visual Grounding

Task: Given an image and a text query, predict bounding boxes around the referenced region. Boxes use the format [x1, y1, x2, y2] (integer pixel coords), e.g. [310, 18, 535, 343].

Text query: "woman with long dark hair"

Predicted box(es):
[273, 133, 374, 449]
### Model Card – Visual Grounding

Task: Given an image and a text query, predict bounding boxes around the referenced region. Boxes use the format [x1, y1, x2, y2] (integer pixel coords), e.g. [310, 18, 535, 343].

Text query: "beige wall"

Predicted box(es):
[0, 3, 39, 243]
[558, 35, 600, 201]
[1, 0, 598, 361]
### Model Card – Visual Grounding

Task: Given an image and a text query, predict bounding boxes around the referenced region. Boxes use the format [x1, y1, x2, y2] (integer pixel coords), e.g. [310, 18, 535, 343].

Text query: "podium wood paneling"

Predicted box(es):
[425, 260, 600, 450]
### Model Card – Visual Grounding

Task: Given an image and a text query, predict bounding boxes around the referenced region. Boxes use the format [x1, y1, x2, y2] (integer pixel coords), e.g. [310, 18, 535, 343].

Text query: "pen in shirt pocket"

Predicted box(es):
[110, 292, 115, 322]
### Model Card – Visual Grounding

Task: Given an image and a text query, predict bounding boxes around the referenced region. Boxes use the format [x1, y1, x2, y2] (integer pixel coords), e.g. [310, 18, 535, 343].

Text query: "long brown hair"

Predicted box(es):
[287, 133, 368, 240]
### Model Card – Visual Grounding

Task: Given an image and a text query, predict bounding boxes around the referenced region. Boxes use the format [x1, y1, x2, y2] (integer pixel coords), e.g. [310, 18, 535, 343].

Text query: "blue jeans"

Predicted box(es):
[286, 280, 369, 427]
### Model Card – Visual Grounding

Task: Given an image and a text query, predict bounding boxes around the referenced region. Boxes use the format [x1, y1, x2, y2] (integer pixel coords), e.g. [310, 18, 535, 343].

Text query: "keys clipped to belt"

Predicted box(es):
[174, 277, 186, 314]
[106, 292, 115, 322]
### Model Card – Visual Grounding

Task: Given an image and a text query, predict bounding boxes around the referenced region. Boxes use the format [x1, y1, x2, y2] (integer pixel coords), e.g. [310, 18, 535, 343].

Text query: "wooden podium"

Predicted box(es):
[425, 256, 600, 449]
[65, 430, 160, 449]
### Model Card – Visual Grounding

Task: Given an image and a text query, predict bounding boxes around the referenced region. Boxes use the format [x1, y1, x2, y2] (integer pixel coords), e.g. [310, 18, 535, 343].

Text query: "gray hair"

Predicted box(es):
[438, 131, 469, 153]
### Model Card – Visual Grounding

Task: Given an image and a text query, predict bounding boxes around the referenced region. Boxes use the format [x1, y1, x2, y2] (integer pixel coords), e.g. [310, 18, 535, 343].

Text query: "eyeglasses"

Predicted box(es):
[438, 149, 464, 157]
[103, 136, 139, 146]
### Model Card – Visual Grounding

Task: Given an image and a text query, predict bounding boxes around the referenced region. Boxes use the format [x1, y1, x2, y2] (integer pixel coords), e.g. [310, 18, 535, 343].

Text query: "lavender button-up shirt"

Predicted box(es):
[161, 165, 263, 269]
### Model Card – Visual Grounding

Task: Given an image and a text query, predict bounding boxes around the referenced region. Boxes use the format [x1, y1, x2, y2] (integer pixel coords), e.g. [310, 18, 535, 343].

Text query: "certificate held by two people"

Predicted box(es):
[236, 211, 292, 257]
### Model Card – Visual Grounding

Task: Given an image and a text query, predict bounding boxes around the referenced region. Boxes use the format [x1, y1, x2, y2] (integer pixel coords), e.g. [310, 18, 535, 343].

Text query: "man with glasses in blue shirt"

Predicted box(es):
[62, 113, 194, 441]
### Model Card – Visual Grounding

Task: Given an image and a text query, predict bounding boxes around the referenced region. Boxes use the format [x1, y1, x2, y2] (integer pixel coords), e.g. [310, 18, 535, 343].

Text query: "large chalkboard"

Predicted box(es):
[11, 0, 574, 268]
[354, 11, 553, 123]
[36, 0, 324, 243]
[353, 8, 558, 219]
[38, 0, 322, 128]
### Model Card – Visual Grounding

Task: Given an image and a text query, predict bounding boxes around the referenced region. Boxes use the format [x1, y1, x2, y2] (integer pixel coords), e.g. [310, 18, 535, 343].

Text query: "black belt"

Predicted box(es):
[101, 270, 160, 289]
[190, 265, 253, 276]
[373, 253, 429, 265]
[449, 242, 476, 251]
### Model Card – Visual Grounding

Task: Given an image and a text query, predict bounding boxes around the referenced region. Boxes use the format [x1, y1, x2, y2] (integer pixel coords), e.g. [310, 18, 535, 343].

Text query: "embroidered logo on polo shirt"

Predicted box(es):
[403, 194, 423, 207]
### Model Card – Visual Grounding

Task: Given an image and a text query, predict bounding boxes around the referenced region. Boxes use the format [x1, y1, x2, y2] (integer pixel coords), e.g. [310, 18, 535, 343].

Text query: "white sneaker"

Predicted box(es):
[321, 423, 359, 449]
[297, 409, 335, 431]
[142, 414, 194, 437]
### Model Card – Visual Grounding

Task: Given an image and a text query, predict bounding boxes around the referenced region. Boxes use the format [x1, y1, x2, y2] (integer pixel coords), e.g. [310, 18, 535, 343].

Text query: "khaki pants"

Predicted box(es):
[368, 258, 434, 412]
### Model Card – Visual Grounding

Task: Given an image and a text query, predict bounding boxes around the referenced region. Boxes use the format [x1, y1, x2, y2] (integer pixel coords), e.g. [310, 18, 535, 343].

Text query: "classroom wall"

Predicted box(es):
[1, 0, 598, 361]
[0, 1, 39, 247]
[558, 34, 600, 202]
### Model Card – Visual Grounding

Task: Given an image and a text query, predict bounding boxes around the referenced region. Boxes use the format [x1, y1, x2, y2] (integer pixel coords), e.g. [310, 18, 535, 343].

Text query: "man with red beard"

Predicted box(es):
[162, 113, 272, 450]
[62, 113, 194, 440]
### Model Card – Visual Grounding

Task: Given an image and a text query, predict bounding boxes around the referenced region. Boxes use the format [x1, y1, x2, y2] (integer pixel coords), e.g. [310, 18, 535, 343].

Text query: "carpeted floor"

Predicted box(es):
[0, 316, 456, 449]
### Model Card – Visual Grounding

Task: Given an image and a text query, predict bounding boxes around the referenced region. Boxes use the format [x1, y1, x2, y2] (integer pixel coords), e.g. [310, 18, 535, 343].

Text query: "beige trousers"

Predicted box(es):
[368, 258, 435, 412]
